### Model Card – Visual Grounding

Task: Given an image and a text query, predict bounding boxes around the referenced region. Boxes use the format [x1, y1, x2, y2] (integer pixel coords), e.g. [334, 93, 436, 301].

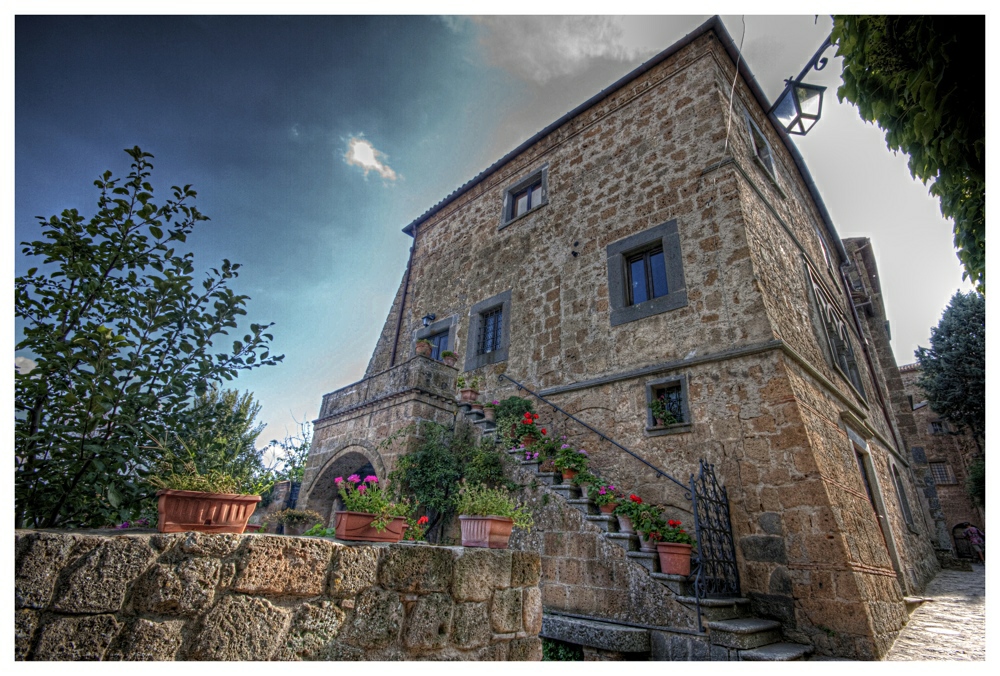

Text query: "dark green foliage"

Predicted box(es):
[542, 638, 583, 661]
[966, 457, 985, 507]
[14, 147, 282, 528]
[832, 16, 985, 292]
[267, 419, 313, 484]
[494, 395, 535, 444]
[915, 292, 985, 447]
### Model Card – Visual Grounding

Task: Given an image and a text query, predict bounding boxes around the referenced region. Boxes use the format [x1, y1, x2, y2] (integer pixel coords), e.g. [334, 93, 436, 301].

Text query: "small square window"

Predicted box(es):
[644, 375, 690, 435]
[500, 166, 548, 228]
[929, 461, 956, 485]
[607, 219, 687, 326]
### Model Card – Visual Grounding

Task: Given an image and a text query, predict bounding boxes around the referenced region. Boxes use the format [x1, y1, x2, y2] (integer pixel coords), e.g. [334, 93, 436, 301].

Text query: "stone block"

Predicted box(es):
[328, 544, 385, 597]
[477, 641, 510, 660]
[33, 613, 121, 660]
[134, 557, 221, 615]
[739, 535, 787, 564]
[189, 593, 290, 660]
[491, 588, 523, 634]
[403, 592, 455, 650]
[758, 512, 784, 535]
[52, 536, 156, 614]
[274, 600, 346, 660]
[231, 537, 335, 596]
[511, 551, 541, 586]
[105, 618, 185, 661]
[379, 545, 455, 593]
[178, 531, 243, 558]
[508, 636, 543, 660]
[341, 587, 405, 650]
[522, 587, 543, 635]
[15, 609, 39, 660]
[453, 548, 512, 601]
[453, 601, 491, 649]
[15, 532, 83, 609]
[318, 640, 365, 661]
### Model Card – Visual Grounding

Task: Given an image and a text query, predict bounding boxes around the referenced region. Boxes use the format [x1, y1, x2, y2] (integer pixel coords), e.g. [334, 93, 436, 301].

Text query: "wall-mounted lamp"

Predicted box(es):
[421, 313, 436, 328]
[767, 35, 833, 136]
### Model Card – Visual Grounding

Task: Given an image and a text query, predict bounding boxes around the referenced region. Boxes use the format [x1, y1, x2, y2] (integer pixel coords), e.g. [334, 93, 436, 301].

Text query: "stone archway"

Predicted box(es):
[301, 443, 386, 526]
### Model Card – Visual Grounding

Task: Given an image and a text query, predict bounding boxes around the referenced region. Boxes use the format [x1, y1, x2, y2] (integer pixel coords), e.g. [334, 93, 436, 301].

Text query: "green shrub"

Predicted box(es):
[542, 638, 583, 661]
[454, 483, 533, 530]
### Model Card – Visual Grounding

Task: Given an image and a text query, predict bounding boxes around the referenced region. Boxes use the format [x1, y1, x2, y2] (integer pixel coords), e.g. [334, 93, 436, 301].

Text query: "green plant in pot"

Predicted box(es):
[457, 375, 481, 403]
[455, 483, 533, 549]
[416, 338, 434, 357]
[572, 470, 598, 500]
[333, 474, 410, 542]
[440, 350, 458, 367]
[648, 395, 680, 427]
[553, 442, 589, 483]
[630, 504, 669, 553]
[656, 518, 696, 576]
[591, 482, 623, 514]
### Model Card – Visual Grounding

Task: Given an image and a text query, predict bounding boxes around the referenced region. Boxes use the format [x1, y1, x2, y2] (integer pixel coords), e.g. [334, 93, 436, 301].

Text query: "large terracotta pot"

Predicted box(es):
[560, 468, 578, 483]
[460, 388, 479, 403]
[483, 407, 496, 422]
[442, 355, 458, 367]
[156, 489, 261, 534]
[618, 514, 635, 534]
[599, 502, 618, 514]
[334, 511, 408, 542]
[459, 515, 514, 549]
[416, 341, 433, 357]
[657, 542, 693, 576]
[521, 434, 538, 447]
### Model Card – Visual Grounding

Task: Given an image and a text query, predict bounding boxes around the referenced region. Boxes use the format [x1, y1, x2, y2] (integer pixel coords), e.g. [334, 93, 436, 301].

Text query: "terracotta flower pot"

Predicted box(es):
[657, 542, 693, 576]
[416, 342, 433, 357]
[471, 402, 484, 412]
[638, 534, 658, 553]
[522, 434, 538, 447]
[483, 407, 496, 422]
[156, 489, 261, 534]
[442, 355, 457, 367]
[560, 468, 578, 483]
[618, 514, 635, 534]
[460, 388, 479, 403]
[459, 515, 514, 549]
[599, 502, 618, 514]
[334, 511, 408, 543]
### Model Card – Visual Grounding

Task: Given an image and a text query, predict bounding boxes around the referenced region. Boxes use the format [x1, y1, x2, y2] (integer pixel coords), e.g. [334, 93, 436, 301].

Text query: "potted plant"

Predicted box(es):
[515, 411, 543, 446]
[416, 338, 434, 358]
[591, 482, 622, 514]
[656, 519, 696, 576]
[456, 483, 533, 549]
[440, 350, 458, 368]
[403, 515, 430, 542]
[145, 436, 269, 535]
[648, 395, 680, 428]
[632, 505, 669, 553]
[482, 400, 498, 422]
[457, 375, 480, 403]
[264, 508, 324, 536]
[554, 442, 589, 483]
[333, 474, 410, 542]
[572, 470, 598, 500]
[613, 493, 646, 534]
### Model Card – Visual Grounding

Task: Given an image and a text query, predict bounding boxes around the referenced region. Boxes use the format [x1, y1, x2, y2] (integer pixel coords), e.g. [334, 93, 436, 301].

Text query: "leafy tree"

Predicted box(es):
[915, 291, 985, 449]
[267, 418, 313, 484]
[14, 146, 283, 528]
[832, 16, 985, 292]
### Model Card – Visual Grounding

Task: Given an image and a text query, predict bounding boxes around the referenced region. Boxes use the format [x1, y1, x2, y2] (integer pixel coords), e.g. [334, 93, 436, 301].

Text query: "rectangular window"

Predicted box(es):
[427, 330, 449, 360]
[512, 182, 543, 219]
[855, 450, 877, 510]
[501, 166, 548, 228]
[645, 375, 690, 435]
[745, 112, 776, 180]
[930, 420, 946, 435]
[891, 466, 914, 526]
[627, 247, 669, 306]
[477, 306, 503, 355]
[929, 462, 956, 485]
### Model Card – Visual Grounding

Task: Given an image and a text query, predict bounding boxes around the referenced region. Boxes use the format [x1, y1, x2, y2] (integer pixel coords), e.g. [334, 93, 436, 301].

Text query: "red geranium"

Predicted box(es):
[417, 516, 429, 525]
[540, 428, 547, 435]
[630, 494, 642, 503]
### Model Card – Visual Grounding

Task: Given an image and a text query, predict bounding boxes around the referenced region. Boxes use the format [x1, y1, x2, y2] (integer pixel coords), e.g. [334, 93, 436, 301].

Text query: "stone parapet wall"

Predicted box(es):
[15, 530, 542, 661]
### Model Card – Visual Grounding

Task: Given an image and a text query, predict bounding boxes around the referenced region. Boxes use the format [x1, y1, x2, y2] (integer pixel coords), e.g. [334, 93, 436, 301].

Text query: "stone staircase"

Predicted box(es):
[458, 402, 814, 661]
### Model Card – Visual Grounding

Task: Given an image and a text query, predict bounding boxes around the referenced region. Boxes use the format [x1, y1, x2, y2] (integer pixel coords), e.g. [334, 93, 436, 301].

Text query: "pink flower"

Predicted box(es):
[598, 487, 607, 495]
[347, 474, 361, 483]
[334, 477, 344, 484]
[577, 449, 588, 455]
[364, 475, 378, 484]
[493, 400, 500, 405]
[357, 485, 367, 494]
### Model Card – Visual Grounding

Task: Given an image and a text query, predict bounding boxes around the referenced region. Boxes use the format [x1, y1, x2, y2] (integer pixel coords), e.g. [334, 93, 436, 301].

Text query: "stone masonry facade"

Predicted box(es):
[304, 18, 941, 659]
[15, 530, 542, 661]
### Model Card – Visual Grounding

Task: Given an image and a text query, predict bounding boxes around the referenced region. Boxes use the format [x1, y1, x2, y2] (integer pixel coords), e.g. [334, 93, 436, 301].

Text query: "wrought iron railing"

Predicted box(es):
[497, 374, 741, 632]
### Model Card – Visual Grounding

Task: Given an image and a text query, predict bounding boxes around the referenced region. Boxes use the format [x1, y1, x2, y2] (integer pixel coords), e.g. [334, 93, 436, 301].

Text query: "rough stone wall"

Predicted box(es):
[899, 365, 985, 537]
[15, 530, 542, 661]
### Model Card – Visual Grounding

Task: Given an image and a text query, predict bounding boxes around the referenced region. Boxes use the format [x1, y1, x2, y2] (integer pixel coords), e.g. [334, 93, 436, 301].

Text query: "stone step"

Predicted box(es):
[585, 514, 618, 532]
[706, 618, 783, 650]
[566, 498, 598, 515]
[551, 484, 581, 500]
[674, 596, 751, 622]
[650, 572, 692, 595]
[739, 642, 814, 661]
[465, 409, 485, 422]
[472, 418, 496, 431]
[541, 614, 650, 653]
[520, 460, 542, 468]
[457, 402, 472, 414]
[626, 551, 659, 573]
[605, 532, 640, 551]
[535, 472, 561, 486]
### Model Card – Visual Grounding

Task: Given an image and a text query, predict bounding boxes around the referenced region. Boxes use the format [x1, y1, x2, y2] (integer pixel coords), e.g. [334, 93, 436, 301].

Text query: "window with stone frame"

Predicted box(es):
[463, 290, 512, 371]
[891, 464, 915, 527]
[644, 375, 690, 435]
[745, 111, 777, 181]
[805, 266, 867, 400]
[426, 330, 449, 360]
[413, 315, 457, 361]
[500, 165, 548, 229]
[929, 461, 956, 485]
[607, 219, 687, 327]
[929, 420, 947, 435]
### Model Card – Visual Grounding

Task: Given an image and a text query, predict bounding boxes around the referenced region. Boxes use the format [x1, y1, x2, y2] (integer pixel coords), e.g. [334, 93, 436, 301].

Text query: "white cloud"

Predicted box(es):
[344, 136, 398, 181]
[472, 16, 660, 84]
[15, 356, 37, 374]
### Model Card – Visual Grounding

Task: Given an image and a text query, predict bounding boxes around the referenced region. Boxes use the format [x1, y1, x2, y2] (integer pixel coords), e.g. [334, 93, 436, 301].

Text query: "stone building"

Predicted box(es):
[898, 362, 985, 558]
[301, 17, 941, 659]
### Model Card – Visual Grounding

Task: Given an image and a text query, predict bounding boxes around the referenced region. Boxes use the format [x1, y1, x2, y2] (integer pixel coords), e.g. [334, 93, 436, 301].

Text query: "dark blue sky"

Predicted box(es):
[14, 15, 971, 445]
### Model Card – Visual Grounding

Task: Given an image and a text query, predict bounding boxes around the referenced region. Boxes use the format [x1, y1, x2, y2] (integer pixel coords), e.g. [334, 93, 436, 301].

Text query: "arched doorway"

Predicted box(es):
[303, 445, 383, 526]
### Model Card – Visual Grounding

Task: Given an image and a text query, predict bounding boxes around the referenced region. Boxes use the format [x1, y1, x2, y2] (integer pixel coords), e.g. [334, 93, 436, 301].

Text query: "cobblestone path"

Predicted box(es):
[885, 563, 985, 660]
